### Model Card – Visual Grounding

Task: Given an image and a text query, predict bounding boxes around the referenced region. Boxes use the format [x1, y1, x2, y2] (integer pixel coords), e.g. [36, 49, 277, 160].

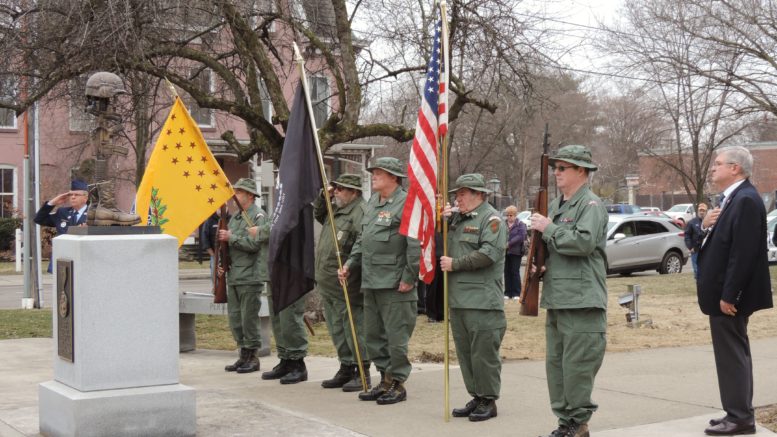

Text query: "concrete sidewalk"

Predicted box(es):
[1, 337, 776, 436]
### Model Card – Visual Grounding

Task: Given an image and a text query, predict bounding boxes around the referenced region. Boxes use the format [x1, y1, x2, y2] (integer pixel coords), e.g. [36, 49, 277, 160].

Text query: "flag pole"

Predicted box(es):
[292, 42, 368, 393]
[439, 0, 451, 421]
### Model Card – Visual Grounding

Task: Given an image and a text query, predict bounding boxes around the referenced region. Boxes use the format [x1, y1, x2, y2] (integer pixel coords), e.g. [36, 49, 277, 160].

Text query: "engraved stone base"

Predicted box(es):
[39, 380, 196, 437]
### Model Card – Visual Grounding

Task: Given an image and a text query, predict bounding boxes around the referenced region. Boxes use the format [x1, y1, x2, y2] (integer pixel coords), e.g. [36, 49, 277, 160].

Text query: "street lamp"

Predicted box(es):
[487, 178, 501, 208]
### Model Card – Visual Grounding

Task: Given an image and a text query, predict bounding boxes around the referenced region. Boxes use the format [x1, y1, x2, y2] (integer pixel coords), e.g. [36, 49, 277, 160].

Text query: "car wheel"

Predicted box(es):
[659, 251, 683, 274]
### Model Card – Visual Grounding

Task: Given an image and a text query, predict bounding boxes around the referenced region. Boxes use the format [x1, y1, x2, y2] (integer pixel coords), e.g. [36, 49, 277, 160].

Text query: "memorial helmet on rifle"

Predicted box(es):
[85, 72, 126, 115]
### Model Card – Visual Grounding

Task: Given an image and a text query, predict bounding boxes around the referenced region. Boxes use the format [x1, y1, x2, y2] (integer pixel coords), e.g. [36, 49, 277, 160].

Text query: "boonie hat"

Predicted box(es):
[549, 145, 598, 171]
[449, 173, 492, 194]
[331, 174, 363, 191]
[366, 157, 406, 178]
[233, 177, 260, 196]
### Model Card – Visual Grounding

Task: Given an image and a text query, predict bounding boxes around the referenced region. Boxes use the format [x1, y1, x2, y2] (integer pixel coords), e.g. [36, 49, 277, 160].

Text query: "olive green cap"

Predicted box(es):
[549, 145, 598, 171]
[330, 174, 363, 191]
[448, 173, 492, 194]
[233, 177, 259, 196]
[366, 157, 406, 178]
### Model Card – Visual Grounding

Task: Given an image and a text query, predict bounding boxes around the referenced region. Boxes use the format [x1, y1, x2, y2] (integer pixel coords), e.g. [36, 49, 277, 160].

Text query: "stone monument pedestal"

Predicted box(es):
[39, 233, 196, 437]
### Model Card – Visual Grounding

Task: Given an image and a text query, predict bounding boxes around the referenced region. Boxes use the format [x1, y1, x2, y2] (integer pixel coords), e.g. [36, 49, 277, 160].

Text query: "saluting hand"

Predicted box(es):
[49, 192, 71, 206]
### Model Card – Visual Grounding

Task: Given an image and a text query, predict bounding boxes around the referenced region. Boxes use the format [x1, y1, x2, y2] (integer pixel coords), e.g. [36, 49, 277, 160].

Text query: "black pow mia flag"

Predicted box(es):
[268, 83, 322, 314]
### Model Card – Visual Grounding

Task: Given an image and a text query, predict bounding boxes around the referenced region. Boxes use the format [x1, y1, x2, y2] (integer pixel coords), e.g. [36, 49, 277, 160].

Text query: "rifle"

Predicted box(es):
[213, 204, 230, 304]
[520, 124, 550, 317]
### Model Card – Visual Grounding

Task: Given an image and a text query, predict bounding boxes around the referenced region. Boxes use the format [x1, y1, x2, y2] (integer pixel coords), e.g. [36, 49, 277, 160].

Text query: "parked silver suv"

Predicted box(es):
[606, 214, 689, 276]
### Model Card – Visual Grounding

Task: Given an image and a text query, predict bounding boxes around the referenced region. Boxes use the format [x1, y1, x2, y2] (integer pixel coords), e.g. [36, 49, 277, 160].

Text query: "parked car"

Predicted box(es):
[517, 210, 532, 230]
[605, 214, 689, 276]
[768, 209, 777, 221]
[640, 206, 661, 214]
[768, 216, 777, 264]
[664, 203, 695, 226]
[605, 204, 642, 214]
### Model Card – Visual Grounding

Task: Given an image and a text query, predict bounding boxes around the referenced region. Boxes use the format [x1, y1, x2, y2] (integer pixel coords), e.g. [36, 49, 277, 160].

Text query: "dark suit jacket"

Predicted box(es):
[33, 203, 88, 235]
[697, 179, 773, 317]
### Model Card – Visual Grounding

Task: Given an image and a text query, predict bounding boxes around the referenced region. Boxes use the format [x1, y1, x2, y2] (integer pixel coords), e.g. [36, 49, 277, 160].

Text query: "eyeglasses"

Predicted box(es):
[333, 186, 345, 192]
[552, 165, 576, 172]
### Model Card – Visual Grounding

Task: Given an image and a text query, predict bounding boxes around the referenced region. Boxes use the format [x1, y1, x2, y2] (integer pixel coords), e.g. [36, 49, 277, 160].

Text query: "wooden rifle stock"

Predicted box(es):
[520, 125, 550, 316]
[213, 205, 230, 304]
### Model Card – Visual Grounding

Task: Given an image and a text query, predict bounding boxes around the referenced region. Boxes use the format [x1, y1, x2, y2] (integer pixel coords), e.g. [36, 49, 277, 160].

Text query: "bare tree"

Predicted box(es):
[0, 0, 549, 173]
[601, 0, 753, 204]
[643, 0, 777, 117]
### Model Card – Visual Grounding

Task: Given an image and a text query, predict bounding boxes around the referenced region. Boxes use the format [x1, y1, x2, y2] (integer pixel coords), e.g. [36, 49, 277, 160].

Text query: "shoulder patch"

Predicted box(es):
[587, 200, 598, 206]
[488, 215, 501, 222]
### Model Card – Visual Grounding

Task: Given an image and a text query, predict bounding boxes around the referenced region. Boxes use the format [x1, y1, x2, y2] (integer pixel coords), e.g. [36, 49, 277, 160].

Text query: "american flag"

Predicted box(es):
[400, 16, 448, 284]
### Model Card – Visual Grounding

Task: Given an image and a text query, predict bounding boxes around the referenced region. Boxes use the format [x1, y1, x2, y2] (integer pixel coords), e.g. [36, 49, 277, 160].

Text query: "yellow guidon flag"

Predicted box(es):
[135, 97, 235, 246]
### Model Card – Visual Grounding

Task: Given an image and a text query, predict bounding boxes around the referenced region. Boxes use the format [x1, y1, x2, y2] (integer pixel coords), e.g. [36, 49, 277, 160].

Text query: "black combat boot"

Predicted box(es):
[261, 359, 291, 380]
[321, 364, 355, 389]
[468, 398, 497, 422]
[225, 348, 248, 372]
[236, 349, 260, 373]
[342, 366, 370, 392]
[563, 422, 589, 437]
[358, 371, 388, 401]
[452, 396, 481, 417]
[540, 424, 569, 437]
[376, 379, 407, 405]
[279, 359, 308, 384]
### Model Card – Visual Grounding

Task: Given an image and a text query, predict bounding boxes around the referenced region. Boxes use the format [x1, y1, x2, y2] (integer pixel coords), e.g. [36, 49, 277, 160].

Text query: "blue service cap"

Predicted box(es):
[71, 180, 88, 192]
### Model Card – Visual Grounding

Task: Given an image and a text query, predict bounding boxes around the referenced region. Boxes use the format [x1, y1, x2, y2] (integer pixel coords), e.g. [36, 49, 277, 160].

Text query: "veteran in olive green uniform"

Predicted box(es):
[440, 174, 507, 422]
[530, 145, 608, 437]
[249, 210, 309, 384]
[314, 174, 370, 392]
[219, 178, 265, 374]
[339, 157, 421, 405]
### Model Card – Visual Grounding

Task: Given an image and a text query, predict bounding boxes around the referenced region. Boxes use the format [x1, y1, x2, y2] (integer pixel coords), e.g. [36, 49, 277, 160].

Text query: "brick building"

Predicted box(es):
[636, 142, 777, 210]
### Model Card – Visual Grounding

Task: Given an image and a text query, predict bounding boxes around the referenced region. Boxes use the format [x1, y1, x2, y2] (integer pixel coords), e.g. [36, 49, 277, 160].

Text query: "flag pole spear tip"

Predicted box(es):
[163, 77, 179, 100]
[292, 42, 304, 64]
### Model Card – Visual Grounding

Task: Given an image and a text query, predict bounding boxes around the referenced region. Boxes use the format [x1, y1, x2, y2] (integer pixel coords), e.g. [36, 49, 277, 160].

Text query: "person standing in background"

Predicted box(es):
[503, 205, 527, 301]
[684, 203, 707, 280]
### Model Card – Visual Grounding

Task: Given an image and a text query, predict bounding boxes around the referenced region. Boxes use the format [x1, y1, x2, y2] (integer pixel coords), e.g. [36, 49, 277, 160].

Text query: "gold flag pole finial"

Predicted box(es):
[163, 77, 179, 101]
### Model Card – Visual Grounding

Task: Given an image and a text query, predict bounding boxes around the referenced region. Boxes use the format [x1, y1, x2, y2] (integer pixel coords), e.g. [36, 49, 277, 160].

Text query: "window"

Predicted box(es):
[0, 167, 16, 218]
[0, 75, 16, 128]
[187, 68, 214, 127]
[69, 76, 95, 132]
[309, 76, 329, 127]
[615, 222, 635, 238]
[635, 221, 666, 235]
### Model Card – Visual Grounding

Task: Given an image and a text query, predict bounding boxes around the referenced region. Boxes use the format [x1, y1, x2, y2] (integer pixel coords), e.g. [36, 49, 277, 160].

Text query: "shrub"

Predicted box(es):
[0, 217, 21, 251]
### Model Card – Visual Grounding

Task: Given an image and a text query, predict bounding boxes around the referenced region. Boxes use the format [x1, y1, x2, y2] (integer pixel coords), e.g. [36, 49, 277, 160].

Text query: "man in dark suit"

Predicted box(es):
[697, 146, 773, 436]
[34, 180, 89, 273]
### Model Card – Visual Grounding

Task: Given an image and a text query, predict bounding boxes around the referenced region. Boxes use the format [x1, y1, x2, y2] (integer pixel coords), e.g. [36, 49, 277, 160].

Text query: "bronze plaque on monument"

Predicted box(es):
[57, 259, 74, 362]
